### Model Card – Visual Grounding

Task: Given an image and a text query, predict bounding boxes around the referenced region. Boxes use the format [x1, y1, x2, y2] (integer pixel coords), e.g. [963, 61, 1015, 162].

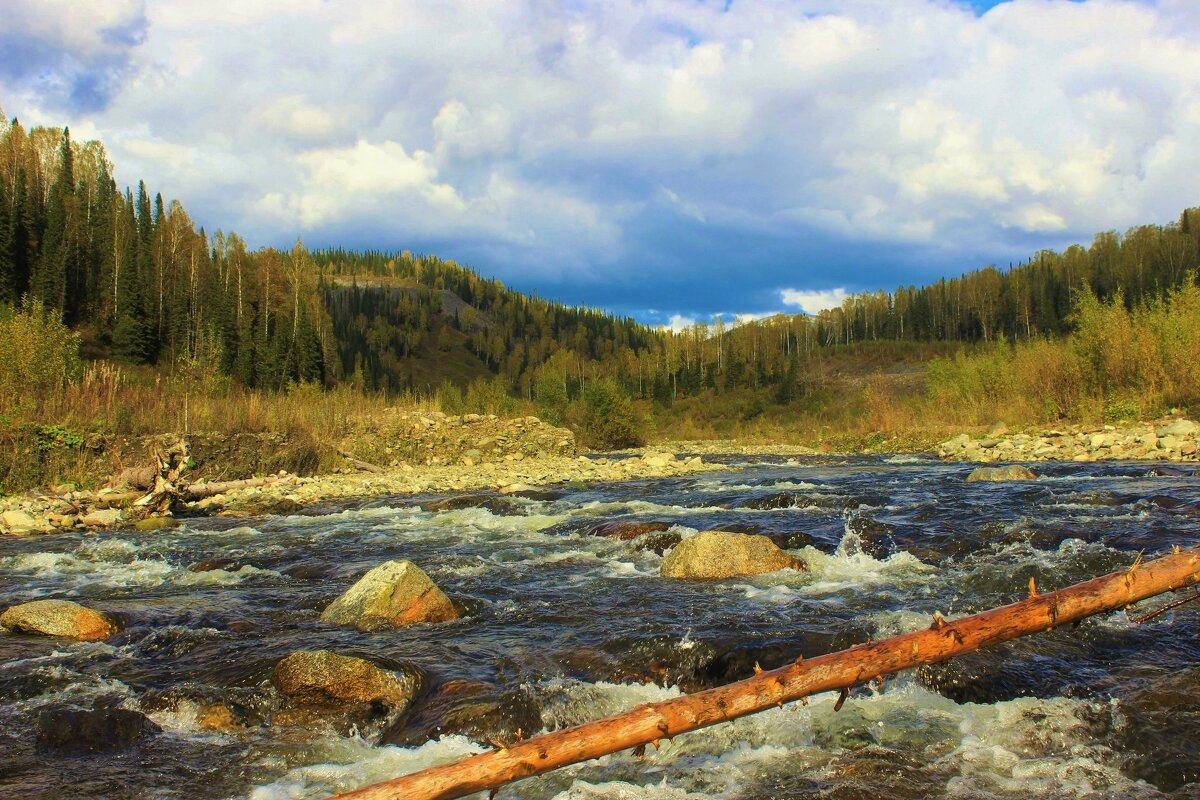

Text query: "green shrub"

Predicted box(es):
[0, 299, 81, 412]
[579, 378, 644, 450]
[436, 379, 465, 415]
[533, 372, 568, 425]
[463, 376, 518, 417]
[1102, 396, 1141, 423]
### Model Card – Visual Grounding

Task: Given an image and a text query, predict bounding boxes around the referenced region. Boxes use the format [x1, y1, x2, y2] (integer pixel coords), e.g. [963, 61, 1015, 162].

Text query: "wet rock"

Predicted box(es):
[80, 508, 124, 528]
[966, 465, 1038, 482]
[587, 520, 673, 540]
[708, 522, 766, 535]
[1, 599, 119, 641]
[282, 559, 335, 579]
[271, 650, 421, 711]
[738, 492, 806, 510]
[189, 557, 242, 573]
[661, 531, 806, 579]
[37, 708, 161, 754]
[381, 680, 541, 748]
[419, 495, 521, 515]
[133, 515, 179, 531]
[321, 560, 459, 630]
[196, 702, 242, 731]
[225, 497, 302, 516]
[506, 489, 564, 502]
[636, 530, 683, 555]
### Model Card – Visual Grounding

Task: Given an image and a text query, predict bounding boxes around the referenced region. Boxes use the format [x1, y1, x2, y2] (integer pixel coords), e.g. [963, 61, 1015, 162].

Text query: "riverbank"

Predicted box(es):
[0, 410, 726, 535]
[2, 412, 1198, 536]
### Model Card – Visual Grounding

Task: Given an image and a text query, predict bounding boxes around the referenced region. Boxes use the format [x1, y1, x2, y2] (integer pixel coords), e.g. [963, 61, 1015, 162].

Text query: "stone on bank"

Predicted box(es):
[661, 530, 806, 579]
[321, 560, 459, 630]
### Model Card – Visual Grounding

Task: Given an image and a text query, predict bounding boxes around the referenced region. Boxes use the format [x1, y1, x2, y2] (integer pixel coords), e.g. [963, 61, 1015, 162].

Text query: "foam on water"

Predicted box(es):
[577, 500, 728, 517]
[691, 479, 822, 492]
[248, 735, 487, 800]
[2, 538, 279, 591]
[549, 780, 707, 799]
[791, 532, 934, 596]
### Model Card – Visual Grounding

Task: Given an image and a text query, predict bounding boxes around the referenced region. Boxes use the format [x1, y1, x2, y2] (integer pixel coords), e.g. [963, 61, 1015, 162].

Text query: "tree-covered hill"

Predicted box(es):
[2, 114, 1198, 413]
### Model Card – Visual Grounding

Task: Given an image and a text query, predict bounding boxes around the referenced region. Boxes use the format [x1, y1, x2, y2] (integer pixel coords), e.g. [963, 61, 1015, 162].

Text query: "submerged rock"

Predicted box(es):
[321, 560, 459, 630]
[965, 465, 1038, 482]
[587, 520, 674, 540]
[1, 599, 119, 641]
[381, 679, 541, 748]
[271, 650, 420, 711]
[419, 495, 521, 515]
[661, 531, 806, 579]
[36, 708, 161, 754]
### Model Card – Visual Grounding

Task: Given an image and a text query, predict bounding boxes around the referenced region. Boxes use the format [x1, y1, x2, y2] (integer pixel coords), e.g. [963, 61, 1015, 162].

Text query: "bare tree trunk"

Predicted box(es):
[331, 547, 1200, 800]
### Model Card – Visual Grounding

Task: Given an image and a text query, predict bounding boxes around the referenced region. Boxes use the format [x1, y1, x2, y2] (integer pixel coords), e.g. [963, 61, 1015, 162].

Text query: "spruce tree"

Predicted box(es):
[0, 178, 11, 302]
[32, 127, 74, 315]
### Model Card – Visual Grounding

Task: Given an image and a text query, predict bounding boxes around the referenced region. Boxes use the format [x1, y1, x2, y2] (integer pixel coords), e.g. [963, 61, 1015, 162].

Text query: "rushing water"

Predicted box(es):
[2, 455, 1200, 799]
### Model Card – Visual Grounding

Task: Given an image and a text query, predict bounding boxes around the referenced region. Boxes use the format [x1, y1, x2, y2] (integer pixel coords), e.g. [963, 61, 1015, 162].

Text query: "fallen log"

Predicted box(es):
[338, 448, 385, 474]
[330, 545, 1200, 800]
[181, 475, 285, 501]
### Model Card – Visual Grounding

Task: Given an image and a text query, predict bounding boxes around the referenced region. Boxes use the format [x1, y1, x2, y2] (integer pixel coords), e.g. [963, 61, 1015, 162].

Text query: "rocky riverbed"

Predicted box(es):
[3, 412, 1198, 537]
[937, 417, 1200, 463]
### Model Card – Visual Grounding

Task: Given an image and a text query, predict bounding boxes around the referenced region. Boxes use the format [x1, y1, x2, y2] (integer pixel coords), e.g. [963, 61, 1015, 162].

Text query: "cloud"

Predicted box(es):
[0, 0, 147, 112]
[4, 0, 1199, 321]
[780, 288, 850, 316]
[665, 314, 697, 332]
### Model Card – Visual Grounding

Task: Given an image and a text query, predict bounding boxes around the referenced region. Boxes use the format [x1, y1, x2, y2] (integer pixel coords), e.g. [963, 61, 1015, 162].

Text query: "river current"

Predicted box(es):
[2, 454, 1199, 799]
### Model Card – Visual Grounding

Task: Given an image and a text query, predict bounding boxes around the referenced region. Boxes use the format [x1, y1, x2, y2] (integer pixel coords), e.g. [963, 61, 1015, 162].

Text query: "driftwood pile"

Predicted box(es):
[87, 438, 290, 516]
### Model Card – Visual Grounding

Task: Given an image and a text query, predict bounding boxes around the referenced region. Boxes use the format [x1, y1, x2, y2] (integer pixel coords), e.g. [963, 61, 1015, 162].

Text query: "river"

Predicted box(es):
[2, 454, 1199, 798]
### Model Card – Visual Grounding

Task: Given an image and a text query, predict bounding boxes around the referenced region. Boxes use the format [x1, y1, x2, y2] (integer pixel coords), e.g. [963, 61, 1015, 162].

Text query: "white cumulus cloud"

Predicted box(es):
[780, 288, 850, 316]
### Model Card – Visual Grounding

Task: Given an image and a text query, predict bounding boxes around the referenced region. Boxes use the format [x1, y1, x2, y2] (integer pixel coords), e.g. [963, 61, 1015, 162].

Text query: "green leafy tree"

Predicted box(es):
[580, 378, 644, 449]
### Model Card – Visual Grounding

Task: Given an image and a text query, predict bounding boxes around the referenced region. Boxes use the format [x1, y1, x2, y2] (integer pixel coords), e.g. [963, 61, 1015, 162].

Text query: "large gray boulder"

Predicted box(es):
[1157, 419, 1199, 437]
[966, 465, 1038, 482]
[661, 531, 806, 579]
[321, 560, 459, 630]
[271, 650, 420, 711]
[1, 599, 119, 641]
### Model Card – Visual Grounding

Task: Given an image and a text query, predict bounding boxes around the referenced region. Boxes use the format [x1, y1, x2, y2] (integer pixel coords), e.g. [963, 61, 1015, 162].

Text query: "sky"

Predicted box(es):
[2, 0, 1198, 328]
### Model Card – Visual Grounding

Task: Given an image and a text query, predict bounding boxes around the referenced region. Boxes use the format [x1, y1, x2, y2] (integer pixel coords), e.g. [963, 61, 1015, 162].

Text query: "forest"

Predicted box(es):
[2, 115, 1200, 450]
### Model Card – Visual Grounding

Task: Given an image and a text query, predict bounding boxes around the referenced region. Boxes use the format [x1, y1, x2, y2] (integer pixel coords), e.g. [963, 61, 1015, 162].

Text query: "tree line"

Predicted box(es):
[3, 112, 1198, 416]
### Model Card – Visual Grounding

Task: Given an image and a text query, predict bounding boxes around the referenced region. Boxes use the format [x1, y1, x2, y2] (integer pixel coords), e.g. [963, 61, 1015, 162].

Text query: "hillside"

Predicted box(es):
[1, 115, 1199, 450]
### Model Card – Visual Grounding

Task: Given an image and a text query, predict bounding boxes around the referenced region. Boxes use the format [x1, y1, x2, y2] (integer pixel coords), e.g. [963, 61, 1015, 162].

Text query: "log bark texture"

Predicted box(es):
[330, 546, 1200, 800]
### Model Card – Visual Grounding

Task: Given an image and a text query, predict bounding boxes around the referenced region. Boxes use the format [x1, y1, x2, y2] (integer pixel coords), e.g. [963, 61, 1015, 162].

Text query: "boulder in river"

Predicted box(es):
[1, 599, 119, 641]
[271, 650, 420, 711]
[965, 465, 1038, 482]
[419, 495, 521, 516]
[321, 560, 459, 630]
[37, 708, 161, 754]
[661, 531, 806, 579]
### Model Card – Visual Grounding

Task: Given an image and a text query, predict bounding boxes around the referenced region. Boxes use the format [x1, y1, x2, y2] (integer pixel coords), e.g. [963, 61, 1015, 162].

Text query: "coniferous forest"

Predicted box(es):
[3, 114, 1200, 432]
